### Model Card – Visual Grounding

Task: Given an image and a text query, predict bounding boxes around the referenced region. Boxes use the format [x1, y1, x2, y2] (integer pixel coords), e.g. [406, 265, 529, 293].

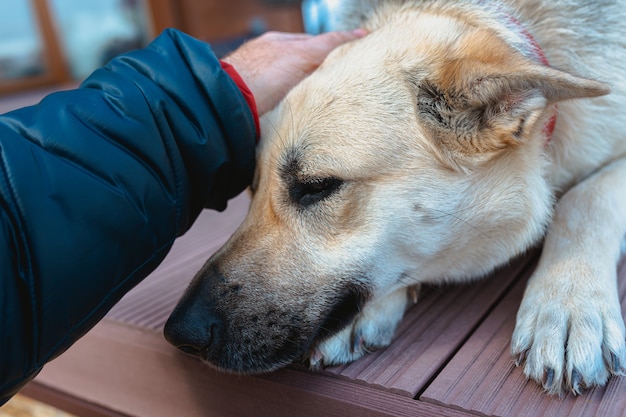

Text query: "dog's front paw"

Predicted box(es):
[307, 286, 418, 368]
[511, 265, 626, 395]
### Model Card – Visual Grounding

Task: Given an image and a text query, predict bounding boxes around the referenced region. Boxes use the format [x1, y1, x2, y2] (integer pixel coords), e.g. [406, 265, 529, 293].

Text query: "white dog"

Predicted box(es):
[165, 0, 626, 396]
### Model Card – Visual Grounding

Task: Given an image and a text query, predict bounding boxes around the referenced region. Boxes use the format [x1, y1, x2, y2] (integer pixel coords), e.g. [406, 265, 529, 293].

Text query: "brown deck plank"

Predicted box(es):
[422, 256, 626, 417]
[29, 319, 475, 417]
[320, 252, 535, 397]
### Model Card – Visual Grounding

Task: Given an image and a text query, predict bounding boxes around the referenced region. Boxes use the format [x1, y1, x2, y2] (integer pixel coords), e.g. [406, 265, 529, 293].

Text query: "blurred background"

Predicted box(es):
[0, 0, 307, 97]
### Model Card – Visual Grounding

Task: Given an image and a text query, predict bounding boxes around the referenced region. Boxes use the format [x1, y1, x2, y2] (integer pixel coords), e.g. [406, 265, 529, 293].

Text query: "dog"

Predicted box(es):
[165, 0, 626, 395]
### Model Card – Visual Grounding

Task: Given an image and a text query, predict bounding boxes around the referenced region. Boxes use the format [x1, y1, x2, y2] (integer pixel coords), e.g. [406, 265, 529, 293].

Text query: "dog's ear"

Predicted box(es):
[416, 61, 609, 163]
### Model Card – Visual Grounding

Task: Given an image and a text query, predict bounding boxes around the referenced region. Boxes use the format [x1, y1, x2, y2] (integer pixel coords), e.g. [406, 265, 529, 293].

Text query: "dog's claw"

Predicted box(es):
[350, 331, 364, 354]
[514, 350, 527, 367]
[608, 352, 625, 374]
[350, 329, 383, 354]
[309, 349, 324, 369]
[542, 368, 555, 391]
[570, 369, 583, 395]
[408, 284, 421, 305]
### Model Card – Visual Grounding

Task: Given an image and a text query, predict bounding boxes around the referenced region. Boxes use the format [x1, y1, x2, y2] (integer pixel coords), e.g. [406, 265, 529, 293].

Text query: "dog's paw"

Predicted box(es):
[307, 286, 419, 368]
[511, 265, 626, 395]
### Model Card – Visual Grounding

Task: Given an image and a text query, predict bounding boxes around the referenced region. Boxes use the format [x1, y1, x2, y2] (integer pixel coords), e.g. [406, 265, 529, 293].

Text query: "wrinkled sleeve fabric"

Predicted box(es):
[0, 28, 257, 403]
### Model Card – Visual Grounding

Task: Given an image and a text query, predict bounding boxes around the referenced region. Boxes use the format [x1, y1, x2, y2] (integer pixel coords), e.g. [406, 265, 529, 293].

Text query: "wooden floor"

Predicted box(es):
[18, 194, 626, 417]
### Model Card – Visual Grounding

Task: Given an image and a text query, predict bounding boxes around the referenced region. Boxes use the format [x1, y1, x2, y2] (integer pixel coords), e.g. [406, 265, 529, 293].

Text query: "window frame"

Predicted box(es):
[0, 0, 72, 96]
[0, 0, 165, 96]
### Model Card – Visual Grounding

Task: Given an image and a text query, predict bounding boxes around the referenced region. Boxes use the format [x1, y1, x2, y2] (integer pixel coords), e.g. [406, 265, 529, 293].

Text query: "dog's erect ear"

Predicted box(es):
[416, 61, 610, 162]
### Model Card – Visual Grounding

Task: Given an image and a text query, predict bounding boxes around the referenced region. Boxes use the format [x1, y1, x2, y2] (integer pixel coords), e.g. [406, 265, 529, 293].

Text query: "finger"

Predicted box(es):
[314, 28, 368, 48]
[262, 31, 313, 42]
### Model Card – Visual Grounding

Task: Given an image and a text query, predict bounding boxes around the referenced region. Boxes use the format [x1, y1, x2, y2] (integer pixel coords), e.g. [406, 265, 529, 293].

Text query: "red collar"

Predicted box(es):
[501, 9, 558, 142]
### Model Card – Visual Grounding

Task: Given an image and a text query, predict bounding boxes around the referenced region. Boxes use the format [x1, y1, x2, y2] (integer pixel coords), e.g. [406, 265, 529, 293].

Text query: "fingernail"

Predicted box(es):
[351, 28, 368, 37]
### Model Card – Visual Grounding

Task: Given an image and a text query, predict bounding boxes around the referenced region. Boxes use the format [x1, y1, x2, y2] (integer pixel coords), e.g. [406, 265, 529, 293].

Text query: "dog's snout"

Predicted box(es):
[164, 274, 223, 357]
[164, 309, 220, 356]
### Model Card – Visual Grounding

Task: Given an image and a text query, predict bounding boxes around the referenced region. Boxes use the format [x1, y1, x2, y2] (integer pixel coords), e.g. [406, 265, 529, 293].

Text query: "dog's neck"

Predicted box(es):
[478, 0, 558, 142]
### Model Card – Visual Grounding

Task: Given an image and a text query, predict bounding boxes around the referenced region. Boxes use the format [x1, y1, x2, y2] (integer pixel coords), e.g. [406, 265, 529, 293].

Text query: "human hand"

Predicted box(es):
[223, 29, 367, 115]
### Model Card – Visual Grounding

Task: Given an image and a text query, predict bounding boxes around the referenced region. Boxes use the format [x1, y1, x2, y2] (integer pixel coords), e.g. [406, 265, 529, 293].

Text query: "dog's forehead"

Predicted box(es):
[267, 111, 432, 189]
[262, 87, 420, 182]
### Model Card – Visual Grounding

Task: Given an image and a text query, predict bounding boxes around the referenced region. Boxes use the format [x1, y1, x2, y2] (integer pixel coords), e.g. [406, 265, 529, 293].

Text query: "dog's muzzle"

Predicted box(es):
[164, 262, 372, 373]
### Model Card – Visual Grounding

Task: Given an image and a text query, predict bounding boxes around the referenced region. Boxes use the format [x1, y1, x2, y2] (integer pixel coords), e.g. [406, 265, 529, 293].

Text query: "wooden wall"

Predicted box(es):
[150, 0, 304, 41]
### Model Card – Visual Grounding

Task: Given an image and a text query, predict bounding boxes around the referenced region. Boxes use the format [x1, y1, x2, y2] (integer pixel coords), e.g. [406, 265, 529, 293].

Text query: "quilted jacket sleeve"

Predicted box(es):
[0, 28, 257, 403]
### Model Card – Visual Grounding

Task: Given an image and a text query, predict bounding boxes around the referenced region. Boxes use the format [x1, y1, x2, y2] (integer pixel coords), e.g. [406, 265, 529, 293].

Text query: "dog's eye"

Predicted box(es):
[290, 177, 343, 207]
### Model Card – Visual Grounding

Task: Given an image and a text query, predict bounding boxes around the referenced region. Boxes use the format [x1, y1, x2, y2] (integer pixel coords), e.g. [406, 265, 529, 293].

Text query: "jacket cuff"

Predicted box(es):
[220, 60, 260, 141]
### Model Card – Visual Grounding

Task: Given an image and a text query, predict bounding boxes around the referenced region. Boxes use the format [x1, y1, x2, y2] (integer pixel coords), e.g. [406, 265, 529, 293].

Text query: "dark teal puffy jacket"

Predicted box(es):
[0, 29, 257, 403]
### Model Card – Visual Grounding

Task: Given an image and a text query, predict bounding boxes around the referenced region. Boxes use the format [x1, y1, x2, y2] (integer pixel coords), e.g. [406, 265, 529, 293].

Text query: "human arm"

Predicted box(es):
[0, 28, 256, 403]
[0, 26, 365, 404]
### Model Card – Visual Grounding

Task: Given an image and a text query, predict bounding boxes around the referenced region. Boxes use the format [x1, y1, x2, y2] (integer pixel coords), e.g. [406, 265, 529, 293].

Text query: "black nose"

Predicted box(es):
[164, 275, 222, 357]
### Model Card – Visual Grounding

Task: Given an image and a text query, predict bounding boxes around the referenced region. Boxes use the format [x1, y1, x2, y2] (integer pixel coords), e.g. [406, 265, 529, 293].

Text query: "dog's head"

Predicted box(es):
[165, 7, 608, 373]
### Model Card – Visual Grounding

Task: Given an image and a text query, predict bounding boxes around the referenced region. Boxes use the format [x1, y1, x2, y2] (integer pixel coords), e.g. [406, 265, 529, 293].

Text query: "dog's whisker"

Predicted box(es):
[421, 206, 491, 240]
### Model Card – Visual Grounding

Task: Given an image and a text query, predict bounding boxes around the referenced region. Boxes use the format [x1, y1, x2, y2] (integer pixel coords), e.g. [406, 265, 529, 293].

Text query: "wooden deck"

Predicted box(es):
[20, 194, 626, 417]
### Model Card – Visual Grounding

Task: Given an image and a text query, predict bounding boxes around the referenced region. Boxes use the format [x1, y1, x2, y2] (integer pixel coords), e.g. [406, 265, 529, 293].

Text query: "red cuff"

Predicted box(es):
[220, 60, 260, 141]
